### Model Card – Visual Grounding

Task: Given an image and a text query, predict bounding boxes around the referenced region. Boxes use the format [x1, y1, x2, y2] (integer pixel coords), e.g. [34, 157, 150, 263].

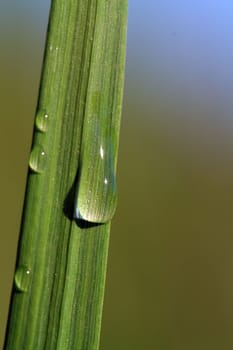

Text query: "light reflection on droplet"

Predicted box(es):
[100, 145, 104, 159]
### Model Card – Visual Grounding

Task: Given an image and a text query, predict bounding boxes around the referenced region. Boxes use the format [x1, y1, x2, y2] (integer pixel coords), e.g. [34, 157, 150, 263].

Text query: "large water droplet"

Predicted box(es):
[74, 91, 118, 223]
[74, 143, 117, 223]
[29, 145, 47, 173]
[35, 109, 49, 132]
[14, 265, 31, 292]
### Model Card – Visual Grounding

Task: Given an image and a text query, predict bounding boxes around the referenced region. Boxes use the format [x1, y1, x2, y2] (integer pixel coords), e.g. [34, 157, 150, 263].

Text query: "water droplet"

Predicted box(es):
[14, 265, 31, 292]
[73, 91, 118, 223]
[29, 145, 47, 173]
[35, 110, 49, 132]
[74, 144, 117, 223]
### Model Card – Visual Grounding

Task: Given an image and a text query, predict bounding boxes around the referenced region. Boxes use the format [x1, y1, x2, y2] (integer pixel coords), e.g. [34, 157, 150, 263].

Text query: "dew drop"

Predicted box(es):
[29, 145, 47, 173]
[35, 110, 49, 132]
[14, 265, 31, 292]
[74, 152, 117, 223]
[73, 97, 118, 223]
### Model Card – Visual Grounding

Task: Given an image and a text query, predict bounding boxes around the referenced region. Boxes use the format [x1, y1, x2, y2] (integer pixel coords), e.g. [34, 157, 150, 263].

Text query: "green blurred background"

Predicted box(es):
[1, 1, 233, 349]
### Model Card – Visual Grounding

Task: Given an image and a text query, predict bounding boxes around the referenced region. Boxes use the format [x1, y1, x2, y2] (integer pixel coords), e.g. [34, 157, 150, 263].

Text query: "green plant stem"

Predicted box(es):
[4, 1, 127, 349]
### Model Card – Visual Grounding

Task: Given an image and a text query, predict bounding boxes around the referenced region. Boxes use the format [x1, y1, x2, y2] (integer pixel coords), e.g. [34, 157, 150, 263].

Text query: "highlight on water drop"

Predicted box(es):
[29, 145, 47, 173]
[35, 109, 49, 132]
[14, 265, 31, 292]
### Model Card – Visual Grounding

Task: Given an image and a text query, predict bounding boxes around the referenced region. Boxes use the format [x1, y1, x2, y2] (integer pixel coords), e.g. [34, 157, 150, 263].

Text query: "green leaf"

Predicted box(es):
[4, 0, 127, 349]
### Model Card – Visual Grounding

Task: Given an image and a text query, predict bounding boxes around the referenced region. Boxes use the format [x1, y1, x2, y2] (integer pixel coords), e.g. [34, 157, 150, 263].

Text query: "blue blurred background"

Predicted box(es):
[1, 1, 233, 349]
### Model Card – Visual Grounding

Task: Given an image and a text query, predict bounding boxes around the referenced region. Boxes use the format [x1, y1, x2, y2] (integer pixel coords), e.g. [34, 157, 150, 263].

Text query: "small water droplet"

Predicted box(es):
[35, 110, 49, 132]
[29, 145, 47, 173]
[14, 265, 31, 292]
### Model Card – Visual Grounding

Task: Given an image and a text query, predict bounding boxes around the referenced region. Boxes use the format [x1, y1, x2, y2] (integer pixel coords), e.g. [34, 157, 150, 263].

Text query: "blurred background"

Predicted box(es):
[1, 1, 233, 349]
